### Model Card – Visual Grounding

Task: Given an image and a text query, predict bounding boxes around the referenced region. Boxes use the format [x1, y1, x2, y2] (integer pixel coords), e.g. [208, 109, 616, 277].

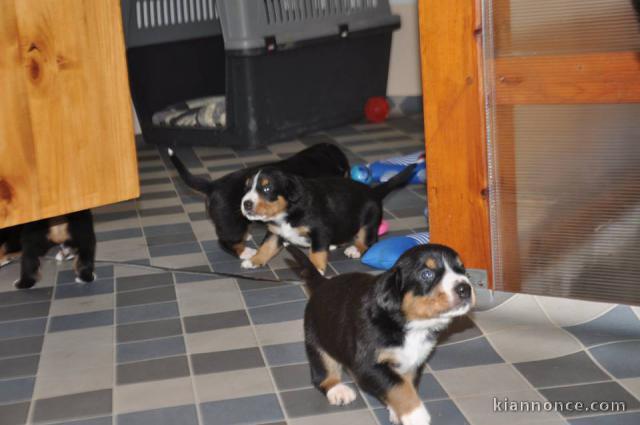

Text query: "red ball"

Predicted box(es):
[364, 97, 390, 123]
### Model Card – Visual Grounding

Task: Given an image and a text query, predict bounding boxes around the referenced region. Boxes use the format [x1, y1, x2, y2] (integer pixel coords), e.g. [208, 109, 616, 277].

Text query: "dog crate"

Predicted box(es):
[121, 0, 400, 148]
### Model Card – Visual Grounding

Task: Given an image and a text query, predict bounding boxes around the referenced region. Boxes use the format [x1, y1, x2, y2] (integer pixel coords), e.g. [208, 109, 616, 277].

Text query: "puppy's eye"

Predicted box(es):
[262, 185, 272, 194]
[420, 269, 434, 280]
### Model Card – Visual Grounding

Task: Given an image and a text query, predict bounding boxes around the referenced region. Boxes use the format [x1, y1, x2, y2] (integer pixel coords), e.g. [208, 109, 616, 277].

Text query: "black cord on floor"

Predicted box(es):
[1, 256, 301, 285]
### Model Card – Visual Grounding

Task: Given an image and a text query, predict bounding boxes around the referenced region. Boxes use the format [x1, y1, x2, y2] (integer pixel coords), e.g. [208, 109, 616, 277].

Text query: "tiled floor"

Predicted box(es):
[1, 115, 639, 425]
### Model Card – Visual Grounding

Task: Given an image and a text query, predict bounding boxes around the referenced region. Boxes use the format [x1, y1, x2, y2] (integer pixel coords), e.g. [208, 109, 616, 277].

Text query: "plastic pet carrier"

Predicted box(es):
[121, 0, 400, 148]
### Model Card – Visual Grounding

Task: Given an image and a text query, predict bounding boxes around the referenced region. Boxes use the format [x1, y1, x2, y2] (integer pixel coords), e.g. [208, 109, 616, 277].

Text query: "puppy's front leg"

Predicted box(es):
[241, 232, 282, 269]
[358, 366, 430, 425]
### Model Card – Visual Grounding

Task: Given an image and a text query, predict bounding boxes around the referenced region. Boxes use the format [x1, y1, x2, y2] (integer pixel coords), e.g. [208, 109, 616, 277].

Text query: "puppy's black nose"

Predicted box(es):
[455, 283, 472, 299]
[243, 200, 254, 211]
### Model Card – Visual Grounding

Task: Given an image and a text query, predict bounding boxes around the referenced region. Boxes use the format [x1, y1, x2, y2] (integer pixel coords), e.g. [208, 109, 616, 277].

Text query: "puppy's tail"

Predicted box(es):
[372, 163, 418, 200]
[285, 245, 326, 292]
[167, 147, 212, 194]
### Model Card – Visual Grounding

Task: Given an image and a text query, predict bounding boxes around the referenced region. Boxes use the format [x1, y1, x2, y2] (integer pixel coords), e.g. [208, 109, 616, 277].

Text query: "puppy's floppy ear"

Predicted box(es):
[375, 267, 404, 311]
[284, 175, 304, 204]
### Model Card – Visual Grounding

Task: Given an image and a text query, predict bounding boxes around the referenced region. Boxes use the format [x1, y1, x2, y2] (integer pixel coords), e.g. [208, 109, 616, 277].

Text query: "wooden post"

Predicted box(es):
[418, 0, 493, 283]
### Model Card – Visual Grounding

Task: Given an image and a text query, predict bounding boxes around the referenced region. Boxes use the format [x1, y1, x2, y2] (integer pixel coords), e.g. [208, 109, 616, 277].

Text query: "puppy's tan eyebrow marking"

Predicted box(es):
[425, 258, 437, 269]
[260, 178, 269, 187]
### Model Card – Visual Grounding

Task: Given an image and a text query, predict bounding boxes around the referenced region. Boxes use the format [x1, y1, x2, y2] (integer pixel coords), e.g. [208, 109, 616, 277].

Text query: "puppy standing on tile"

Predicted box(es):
[287, 244, 474, 425]
[168, 143, 349, 260]
[0, 210, 96, 289]
[239, 164, 416, 273]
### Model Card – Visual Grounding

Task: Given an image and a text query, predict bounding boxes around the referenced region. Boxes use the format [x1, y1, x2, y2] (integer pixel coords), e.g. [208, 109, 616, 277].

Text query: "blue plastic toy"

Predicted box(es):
[361, 232, 430, 270]
[351, 151, 426, 185]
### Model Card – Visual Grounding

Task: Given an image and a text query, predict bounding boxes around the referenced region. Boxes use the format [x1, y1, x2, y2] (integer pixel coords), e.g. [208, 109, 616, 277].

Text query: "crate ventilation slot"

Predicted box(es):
[263, 0, 379, 25]
[135, 0, 218, 29]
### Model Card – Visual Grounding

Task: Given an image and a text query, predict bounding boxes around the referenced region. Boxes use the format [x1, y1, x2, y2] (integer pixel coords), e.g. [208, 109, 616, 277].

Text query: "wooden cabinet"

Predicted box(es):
[0, 0, 139, 228]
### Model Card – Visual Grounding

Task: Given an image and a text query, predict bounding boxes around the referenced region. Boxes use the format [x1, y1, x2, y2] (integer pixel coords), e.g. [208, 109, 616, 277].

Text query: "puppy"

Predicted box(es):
[287, 244, 474, 425]
[168, 143, 349, 259]
[0, 210, 96, 289]
[240, 163, 417, 273]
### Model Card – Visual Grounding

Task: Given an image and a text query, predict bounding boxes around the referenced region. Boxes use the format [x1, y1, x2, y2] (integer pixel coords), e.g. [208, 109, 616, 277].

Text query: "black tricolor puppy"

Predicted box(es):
[0, 210, 96, 289]
[287, 244, 474, 425]
[168, 143, 349, 259]
[240, 163, 417, 274]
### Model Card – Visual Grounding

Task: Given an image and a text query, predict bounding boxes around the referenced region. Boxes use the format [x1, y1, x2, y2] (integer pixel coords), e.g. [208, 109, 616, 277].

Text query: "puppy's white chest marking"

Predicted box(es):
[388, 329, 435, 374]
[269, 221, 311, 247]
[381, 319, 449, 375]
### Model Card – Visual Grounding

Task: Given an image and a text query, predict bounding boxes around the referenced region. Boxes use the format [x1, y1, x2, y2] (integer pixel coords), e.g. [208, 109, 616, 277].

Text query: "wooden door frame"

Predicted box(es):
[419, 0, 494, 286]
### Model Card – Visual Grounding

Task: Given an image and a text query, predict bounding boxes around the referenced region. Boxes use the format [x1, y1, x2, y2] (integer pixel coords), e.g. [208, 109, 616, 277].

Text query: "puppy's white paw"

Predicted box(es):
[326, 384, 357, 406]
[344, 245, 361, 259]
[388, 407, 400, 425]
[0, 259, 11, 267]
[329, 245, 338, 251]
[317, 268, 326, 276]
[75, 273, 97, 284]
[241, 259, 259, 269]
[400, 406, 431, 425]
[239, 247, 257, 260]
[245, 234, 253, 241]
[55, 246, 75, 262]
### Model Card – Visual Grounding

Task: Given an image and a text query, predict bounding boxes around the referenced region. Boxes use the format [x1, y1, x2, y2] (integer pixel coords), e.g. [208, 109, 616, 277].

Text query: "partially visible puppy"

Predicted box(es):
[240, 164, 417, 273]
[287, 244, 474, 425]
[0, 210, 96, 289]
[168, 143, 349, 260]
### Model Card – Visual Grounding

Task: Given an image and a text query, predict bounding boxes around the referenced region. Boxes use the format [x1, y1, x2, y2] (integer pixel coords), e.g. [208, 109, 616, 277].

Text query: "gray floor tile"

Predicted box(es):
[191, 347, 264, 374]
[139, 205, 184, 218]
[0, 354, 39, 379]
[116, 286, 176, 308]
[93, 210, 137, 223]
[117, 335, 186, 363]
[200, 394, 284, 425]
[117, 355, 190, 385]
[116, 302, 179, 324]
[271, 363, 313, 391]
[183, 310, 249, 333]
[0, 376, 35, 405]
[590, 341, 640, 379]
[373, 399, 470, 425]
[539, 382, 640, 417]
[143, 223, 192, 237]
[49, 416, 112, 425]
[55, 279, 114, 300]
[139, 191, 177, 201]
[58, 266, 114, 285]
[48, 309, 113, 333]
[117, 405, 198, 425]
[429, 337, 504, 371]
[116, 273, 173, 292]
[236, 271, 285, 291]
[140, 176, 171, 185]
[569, 412, 640, 425]
[0, 301, 50, 323]
[116, 318, 182, 343]
[515, 351, 610, 388]
[564, 305, 640, 347]
[0, 402, 30, 425]
[146, 232, 197, 247]
[243, 286, 307, 308]
[0, 335, 44, 359]
[280, 385, 366, 417]
[32, 389, 112, 424]
[0, 317, 47, 340]
[148, 242, 202, 258]
[96, 228, 143, 243]
[438, 316, 483, 345]
[249, 300, 306, 325]
[0, 287, 53, 306]
[263, 342, 307, 366]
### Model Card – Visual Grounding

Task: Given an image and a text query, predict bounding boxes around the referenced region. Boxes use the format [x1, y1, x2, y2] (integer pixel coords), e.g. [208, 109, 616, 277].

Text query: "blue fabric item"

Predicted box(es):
[362, 232, 430, 270]
[351, 151, 426, 185]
